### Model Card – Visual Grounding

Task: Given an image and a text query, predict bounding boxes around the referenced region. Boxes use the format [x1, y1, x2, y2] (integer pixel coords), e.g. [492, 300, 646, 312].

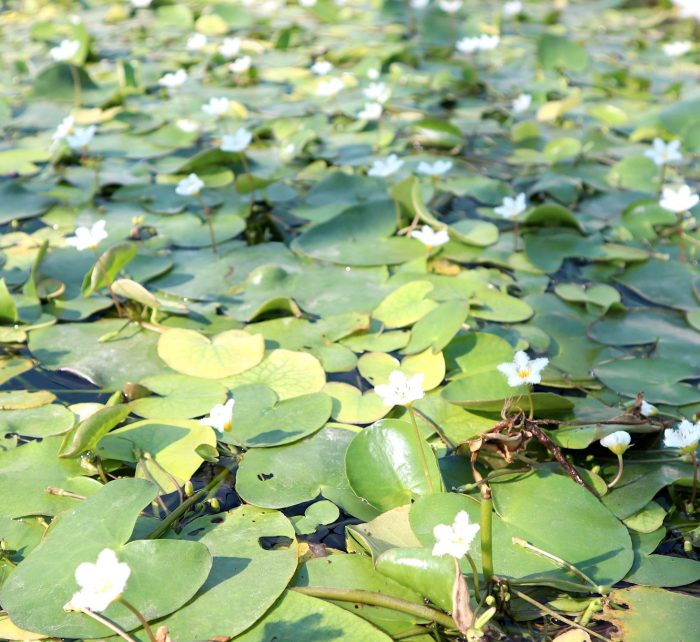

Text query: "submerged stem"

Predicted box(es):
[118, 598, 157, 642]
[480, 486, 494, 588]
[76, 608, 138, 642]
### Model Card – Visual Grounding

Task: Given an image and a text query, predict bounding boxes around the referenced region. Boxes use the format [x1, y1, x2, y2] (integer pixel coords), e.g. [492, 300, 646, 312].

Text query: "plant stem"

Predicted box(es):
[77, 608, 138, 642]
[480, 486, 494, 587]
[291, 586, 455, 630]
[195, 195, 217, 255]
[119, 598, 157, 642]
[410, 405, 455, 450]
[408, 406, 435, 493]
[69, 64, 82, 108]
[92, 248, 124, 317]
[607, 453, 624, 490]
[513, 220, 519, 252]
[527, 387, 534, 419]
[511, 590, 612, 642]
[465, 553, 481, 601]
[691, 452, 698, 509]
[46, 487, 86, 500]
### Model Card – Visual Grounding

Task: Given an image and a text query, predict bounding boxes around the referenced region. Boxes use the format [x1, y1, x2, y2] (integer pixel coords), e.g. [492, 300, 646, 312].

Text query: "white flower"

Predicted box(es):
[358, 102, 383, 120]
[411, 225, 450, 247]
[494, 193, 528, 219]
[368, 154, 404, 178]
[478, 34, 501, 51]
[66, 125, 96, 150]
[279, 143, 296, 161]
[417, 160, 453, 176]
[187, 33, 208, 51]
[456, 37, 481, 54]
[659, 184, 699, 213]
[600, 431, 632, 456]
[131, 0, 152, 7]
[64, 549, 130, 613]
[674, 0, 700, 21]
[664, 419, 700, 453]
[512, 93, 532, 114]
[503, 1, 523, 17]
[229, 56, 252, 74]
[311, 60, 332, 76]
[439, 0, 463, 13]
[640, 400, 658, 417]
[364, 82, 391, 104]
[50, 39, 80, 62]
[176, 118, 199, 133]
[300, 0, 317, 6]
[221, 128, 253, 153]
[316, 77, 345, 97]
[375, 370, 424, 407]
[663, 41, 692, 57]
[176, 173, 204, 196]
[52, 115, 75, 145]
[159, 69, 188, 89]
[219, 37, 242, 59]
[497, 351, 549, 387]
[202, 97, 230, 117]
[367, 68, 380, 80]
[644, 138, 683, 167]
[65, 220, 108, 251]
[411, 0, 430, 8]
[200, 398, 235, 432]
[432, 511, 480, 559]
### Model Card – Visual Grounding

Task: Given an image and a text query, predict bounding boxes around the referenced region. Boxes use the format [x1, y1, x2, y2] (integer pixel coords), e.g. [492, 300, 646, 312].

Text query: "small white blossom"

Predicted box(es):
[659, 184, 699, 213]
[664, 419, 700, 453]
[364, 82, 391, 104]
[367, 68, 380, 80]
[200, 398, 235, 433]
[50, 39, 80, 62]
[131, 0, 152, 7]
[673, 0, 700, 21]
[417, 160, 453, 176]
[600, 431, 632, 456]
[640, 400, 658, 417]
[512, 93, 532, 114]
[311, 60, 333, 76]
[229, 56, 252, 74]
[66, 220, 108, 251]
[439, 0, 463, 13]
[494, 193, 528, 219]
[176, 118, 199, 133]
[503, 1, 523, 17]
[316, 77, 345, 97]
[663, 41, 692, 57]
[478, 34, 501, 51]
[358, 102, 383, 120]
[187, 33, 208, 51]
[300, 0, 317, 6]
[159, 69, 188, 90]
[375, 370, 424, 407]
[64, 549, 130, 613]
[219, 37, 242, 59]
[644, 138, 683, 166]
[432, 511, 480, 559]
[221, 128, 253, 153]
[52, 115, 75, 146]
[176, 173, 204, 196]
[202, 97, 230, 117]
[411, 225, 450, 247]
[66, 125, 96, 150]
[456, 37, 481, 54]
[368, 154, 404, 178]
[497, 351, 548, 387]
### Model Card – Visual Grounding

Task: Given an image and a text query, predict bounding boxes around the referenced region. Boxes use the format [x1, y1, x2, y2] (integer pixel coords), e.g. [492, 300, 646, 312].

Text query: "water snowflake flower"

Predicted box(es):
[66, 125, 96, 150]
[659, 184, 699, 213]
[159, 69, 188, 89]
[221, 128, 253, 153]
[311, 60, 332, 75]
[439, 0, 463, 13]
[664, 419, 700, 453]
[316, 77, 344, 97]
[200, 398, 235, 433]
[417, 160, 453, 176]
[187, 33, 208, 51]
[64, 549, 130, 613]
[600, 431, 632, 456]
[375, 370, 424, 407]
[640, 400, 658, 417]
[432, 511, 480, 559]
[219, 37, 242, 59]
[358, 102, 383, 120]
[368, 154, 403, 178]
[176, 173, 204, 196]
[512, 93, 532, 114]
[50, 39, 80, 62]
[229, 56, 252, 74]
[202, 97, 230, 117]
[644, 138, 682, 166]
[497, 351, 549, 387]
[494, 193, 528, 219]
[663, 41, 692, 57]
[364, 82, 391, 104]
[65, 220, 108, 251]
[410, 225, 450, 247]
[503, 1, 523, 17]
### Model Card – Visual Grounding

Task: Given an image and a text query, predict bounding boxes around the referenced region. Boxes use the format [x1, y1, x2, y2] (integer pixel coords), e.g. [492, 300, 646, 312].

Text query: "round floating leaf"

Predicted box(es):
[471, 288, 533, 322]
[401, 300, 469, 355]
[157, 328, 264, 379]
[345, 419, 444, 512]
[323, 382, 390, 425]
[0, 404, 75, 438]
[129, 374, 228, 419]
[372, 280, 438, 329]
[449, 219, 499, 247]
[358, 349, 444, 392]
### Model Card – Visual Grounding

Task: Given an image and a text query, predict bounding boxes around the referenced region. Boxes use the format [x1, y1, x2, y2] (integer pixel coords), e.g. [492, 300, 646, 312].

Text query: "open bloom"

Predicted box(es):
[494, 193, 528, 219]
[311, 60, 332, 76]
[364, 82, 391, 104]
[512, 94, 532, 114]
[375, 370, 424, 407]
[51, 115, 75, 148]
[66, 220, 108, 251]
[600, 431, 632, 456]
[202, 97, 230, 117]
[664, 419, 700, 453]
[219, 37, 241, 59]
[368, 154, 403, 178]
[67, 125, 96, 150]
[497, 351, 549, 387]
[673, 0, 700, 21]
[358, 102, 383, 120]
[131, 0, 152, 7]
[478, 35, 501, 51]
[176, 173, 204, 196]
[432, 511, 480, 559]
[64, 549, 130, 613]
[229, 56, 252, 74]
[411, 225, 450, 247]
[200, 398, 235, 433]
[159, 69, 188, 90]
[645, 138, 682, 166]
[187, 33, 207, 51]
[503, 1, 523, 17]
[176, 118, 199, 133]
[221, 128, 253, 153]
[50, 39, 80, 62]
[316, 77, 344, 97]
[659, 184, 699, 213]
[417, 160, 453, 176]
[663, 41, 692, 57]
[439, 0, 462, 13]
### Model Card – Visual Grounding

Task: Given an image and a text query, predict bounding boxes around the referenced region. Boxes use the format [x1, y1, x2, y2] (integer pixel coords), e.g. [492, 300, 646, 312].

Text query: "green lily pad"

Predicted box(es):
[129, 374, 228, 419]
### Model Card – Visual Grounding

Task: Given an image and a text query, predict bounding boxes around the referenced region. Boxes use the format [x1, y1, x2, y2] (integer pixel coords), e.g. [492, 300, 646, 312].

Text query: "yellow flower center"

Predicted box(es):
[517, 368, 531, 379]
